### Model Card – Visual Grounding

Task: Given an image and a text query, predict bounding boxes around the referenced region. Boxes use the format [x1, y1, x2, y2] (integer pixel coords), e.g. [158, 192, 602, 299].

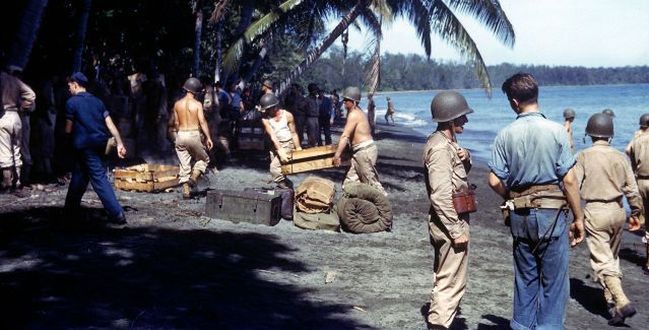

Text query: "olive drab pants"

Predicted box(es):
[270, 140, 294, 183]
[638, 179, 649, 242]
[427, 212, 469, 328]
[175, 130, 209, 183]
[343, 142, 386, 196]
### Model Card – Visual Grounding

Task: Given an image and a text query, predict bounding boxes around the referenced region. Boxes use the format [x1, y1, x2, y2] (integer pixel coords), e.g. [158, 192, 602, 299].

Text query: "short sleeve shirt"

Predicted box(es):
[489, 112, 576, 189]
[65, 92, 110, 149]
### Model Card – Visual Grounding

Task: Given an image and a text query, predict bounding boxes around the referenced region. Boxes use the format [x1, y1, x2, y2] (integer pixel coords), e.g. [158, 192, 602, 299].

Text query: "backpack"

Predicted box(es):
[295, 176, 336, 214]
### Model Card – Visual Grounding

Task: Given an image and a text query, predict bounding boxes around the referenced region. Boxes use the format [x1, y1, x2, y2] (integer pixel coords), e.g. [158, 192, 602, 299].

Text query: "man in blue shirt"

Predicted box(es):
[488, 73, 585, 330]
[64, 72, 127, 225]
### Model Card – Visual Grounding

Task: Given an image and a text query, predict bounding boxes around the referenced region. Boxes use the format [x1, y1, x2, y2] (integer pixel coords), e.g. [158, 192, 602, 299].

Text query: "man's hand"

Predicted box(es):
[628, 215, 642, 232]
[295, 146, 302, 151]
[452, 233, 469, 249]
[569, 218, 585, 247]
[278, 148, 290, 163]
[117, 144, 127, 159]
[332, 155, 341, 167]
[457, 148, 469, 161]
[206, 139, 214, 151]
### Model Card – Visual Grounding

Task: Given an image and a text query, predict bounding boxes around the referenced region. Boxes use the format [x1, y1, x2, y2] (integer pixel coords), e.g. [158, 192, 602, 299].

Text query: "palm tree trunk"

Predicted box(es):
[193, 1, 204, 77]
[213, 20, 223, 84]
[278, 0, 368, 95]
[7, 0, 49, 70]
[243, 45, 268, 83]
[72, 0, 92, 72]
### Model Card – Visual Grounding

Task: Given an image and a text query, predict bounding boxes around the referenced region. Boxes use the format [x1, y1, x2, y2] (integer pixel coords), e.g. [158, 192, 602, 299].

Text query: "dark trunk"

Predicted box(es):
[214, 20, 223, 84]
[72, 0, 92, 72]
[193, 7, 204, 77]
[7, 0, 49, 70]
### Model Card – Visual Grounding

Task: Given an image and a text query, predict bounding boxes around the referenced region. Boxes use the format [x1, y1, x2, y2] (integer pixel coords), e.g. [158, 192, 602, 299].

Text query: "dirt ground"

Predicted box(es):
[1, 123, 648, 329]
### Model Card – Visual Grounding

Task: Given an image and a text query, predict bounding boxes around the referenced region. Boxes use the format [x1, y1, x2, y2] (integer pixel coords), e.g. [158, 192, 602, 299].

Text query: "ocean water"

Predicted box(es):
[362, 84, 649, 162]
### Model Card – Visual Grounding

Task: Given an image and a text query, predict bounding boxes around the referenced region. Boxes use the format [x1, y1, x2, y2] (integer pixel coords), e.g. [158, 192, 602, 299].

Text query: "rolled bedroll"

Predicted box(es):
[336, 182, 392, 233]
[293, 207, 340, 232]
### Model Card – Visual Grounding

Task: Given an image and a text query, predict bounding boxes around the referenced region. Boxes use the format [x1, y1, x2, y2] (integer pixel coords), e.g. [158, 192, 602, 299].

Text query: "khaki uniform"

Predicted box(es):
[575, 140, 642, 307]
[422, 131, 471, 328]
[343, 140, 386, 195]
[175, 130, 209, 183]
[628, 131, 649, 241]
[267, 110, 296, 183]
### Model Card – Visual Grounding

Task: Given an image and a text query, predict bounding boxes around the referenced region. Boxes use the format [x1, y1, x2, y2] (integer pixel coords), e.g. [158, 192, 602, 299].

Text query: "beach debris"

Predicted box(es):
[325, 271, 337, 284]
[352, 305, 367, 312]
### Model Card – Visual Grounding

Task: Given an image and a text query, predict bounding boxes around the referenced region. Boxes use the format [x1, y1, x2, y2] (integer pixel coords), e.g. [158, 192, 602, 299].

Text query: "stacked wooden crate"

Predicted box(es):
[114, 164, 180, 192]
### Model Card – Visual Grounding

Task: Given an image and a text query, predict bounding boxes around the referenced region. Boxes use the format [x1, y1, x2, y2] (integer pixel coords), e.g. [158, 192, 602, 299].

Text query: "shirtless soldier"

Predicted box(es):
[626, 113, 649, 275]
[170, 78, 213, 199]
[260, 93, 301, 189]
[333, 86, 386, 195]
[575, 113, 641, 325]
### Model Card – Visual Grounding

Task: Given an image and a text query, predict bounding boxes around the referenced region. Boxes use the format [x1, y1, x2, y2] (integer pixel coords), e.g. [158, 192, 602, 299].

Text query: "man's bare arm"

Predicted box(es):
[333, 111, 358, 165]
[105, 116, 127, 158]
[562, 167, 585, 247]
[488, 172, 508, 198]
[197, 103, 213, 150]
[286, 112, 301, 150]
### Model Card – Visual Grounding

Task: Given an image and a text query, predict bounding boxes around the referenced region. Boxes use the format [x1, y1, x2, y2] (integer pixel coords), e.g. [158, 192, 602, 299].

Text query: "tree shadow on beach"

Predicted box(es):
[0, 207, 372, 329]
[619, 247, 645, 267]
[570, 278, 610, 320]
[476, 314, 510, 329]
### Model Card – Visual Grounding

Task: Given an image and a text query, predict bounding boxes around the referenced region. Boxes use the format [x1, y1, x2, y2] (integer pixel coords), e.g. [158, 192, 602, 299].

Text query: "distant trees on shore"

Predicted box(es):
[297, 47, 649, 92]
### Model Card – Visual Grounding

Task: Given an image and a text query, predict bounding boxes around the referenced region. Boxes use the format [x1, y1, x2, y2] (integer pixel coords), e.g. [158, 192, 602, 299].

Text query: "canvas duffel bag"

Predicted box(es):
[295, 176, 336, 214]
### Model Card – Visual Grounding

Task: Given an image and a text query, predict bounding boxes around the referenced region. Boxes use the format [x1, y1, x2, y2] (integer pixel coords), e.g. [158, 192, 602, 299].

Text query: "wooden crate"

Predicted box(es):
[114, 164, 180, 192]
[281, 145, 349, 175]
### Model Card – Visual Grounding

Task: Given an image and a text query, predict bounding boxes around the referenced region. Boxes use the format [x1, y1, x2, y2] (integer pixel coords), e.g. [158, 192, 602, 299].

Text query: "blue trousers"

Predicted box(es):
[509, 208, 570, 330]
[64, 146, 123, 220]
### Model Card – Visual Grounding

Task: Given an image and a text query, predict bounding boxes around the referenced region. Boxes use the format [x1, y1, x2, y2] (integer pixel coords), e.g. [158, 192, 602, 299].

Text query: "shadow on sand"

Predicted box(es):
[0, 207, 372, 329]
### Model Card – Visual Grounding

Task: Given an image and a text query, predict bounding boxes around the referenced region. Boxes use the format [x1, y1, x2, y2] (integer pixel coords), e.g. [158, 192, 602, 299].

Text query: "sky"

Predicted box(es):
[331, 0, 649, 67]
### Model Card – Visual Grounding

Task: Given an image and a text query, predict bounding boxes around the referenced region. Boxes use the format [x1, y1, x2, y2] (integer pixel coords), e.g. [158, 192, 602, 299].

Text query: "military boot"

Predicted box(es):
[604, 275, 636, 325]
[189, 169, 201, 187]
[1, 168, 12, 191]
[182, 183, 191, 199]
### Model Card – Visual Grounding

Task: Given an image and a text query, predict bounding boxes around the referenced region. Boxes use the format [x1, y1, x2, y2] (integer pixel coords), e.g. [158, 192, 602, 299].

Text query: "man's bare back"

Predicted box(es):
[344, 107, 373, 146]
[173, 94, 213, 150]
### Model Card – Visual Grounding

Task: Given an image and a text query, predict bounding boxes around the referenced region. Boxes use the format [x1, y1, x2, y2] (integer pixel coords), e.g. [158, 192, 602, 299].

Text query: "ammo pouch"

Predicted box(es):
[508, 184, 567, 210]
[452, 184, 477, 215]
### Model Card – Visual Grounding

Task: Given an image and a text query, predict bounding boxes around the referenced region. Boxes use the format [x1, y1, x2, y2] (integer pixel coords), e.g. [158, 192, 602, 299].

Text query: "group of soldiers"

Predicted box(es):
[425, 72, 649, 329]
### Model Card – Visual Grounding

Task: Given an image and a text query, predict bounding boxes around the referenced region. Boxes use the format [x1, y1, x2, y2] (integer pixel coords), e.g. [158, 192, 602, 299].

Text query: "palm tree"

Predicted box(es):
[7, 0, 49, 70]
[192, 0, 205, 77]
[72, 0, 92, 72]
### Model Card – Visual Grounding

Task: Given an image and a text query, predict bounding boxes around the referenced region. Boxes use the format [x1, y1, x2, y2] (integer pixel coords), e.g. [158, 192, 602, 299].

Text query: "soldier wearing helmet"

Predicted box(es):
[260, 93, 301, 189]
[171, 77, 213, 199]
[488, 73, 584, 329]
[625, 113, 649, 277]
[422, 90, 474, 329]
[575, 113, 642, 325]
[563, 108, 576, 152]
[333, 86, 386, 195]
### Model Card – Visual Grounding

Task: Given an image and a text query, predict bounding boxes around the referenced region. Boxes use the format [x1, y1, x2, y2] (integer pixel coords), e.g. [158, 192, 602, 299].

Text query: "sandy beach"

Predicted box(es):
[1, 123, 648, 329]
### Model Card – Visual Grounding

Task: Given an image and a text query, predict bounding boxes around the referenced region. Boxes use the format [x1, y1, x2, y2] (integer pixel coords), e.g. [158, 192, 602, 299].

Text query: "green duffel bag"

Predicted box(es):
[293, 207, 340, 232]
[337, 182, 392, 233]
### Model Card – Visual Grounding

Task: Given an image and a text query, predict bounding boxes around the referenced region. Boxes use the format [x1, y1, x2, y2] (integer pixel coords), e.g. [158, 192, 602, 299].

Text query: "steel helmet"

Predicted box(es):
[585, 113, 614, 138]
[259, 93, 279, 111]
[262, 79, 273, 89]
[342, 86, 361, 102]
[639, 113, 649, 127]
[602, 108, 616, 117]
[183, 77, 203, 94]
[563, 108, 575, 119]
[430, 91, 474, 122]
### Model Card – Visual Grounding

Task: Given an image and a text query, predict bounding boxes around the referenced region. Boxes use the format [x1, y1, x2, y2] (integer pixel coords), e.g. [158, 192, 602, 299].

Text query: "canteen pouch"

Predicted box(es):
[452, 188, 477, 215]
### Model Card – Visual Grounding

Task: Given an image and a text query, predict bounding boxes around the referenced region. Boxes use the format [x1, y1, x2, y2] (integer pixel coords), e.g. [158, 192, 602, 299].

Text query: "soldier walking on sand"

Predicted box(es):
[575, 113, 641, 325]
[333, 86, 386, 195]
[260, 93, 301, 189]
[170, 78, 213, 199]
[625, 113, 649, 275]
[423, 91, 474, 329]
[385, 96, 395, 125]
[563, 108, 576, 153]
[488, 73, 585, 330]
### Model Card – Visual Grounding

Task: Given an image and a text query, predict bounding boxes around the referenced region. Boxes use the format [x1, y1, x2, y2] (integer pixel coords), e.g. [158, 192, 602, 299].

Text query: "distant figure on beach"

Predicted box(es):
[333, 86, 386, 195]
[422, 91, 474, 329]
[575, 112, 641, 326]
[64, 72, 128, 224]
[260, 93, 301, 189]
[171, 78, 213, 199]
[602, 108, 616, 118]
[367, 94, 376, 136]
[625, 113, 649, 276]
[385, 96, 395, 125]
[488, 73, 584, 329]
[563, 108, 576, 152]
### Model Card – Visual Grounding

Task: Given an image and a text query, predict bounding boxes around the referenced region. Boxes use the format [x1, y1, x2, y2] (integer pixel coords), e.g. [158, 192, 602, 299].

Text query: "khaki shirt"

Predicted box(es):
[423, 131, 471, 239]
[1, 71, 35, 111]
[628, 131, 649, 177]
[575, 140, 642, 214]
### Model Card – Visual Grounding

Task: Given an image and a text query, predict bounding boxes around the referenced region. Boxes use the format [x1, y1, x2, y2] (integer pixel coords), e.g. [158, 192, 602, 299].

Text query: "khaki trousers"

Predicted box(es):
[427, 213, 469, 328]
[343, 143, 386, 195]
[638, 179, 649, 241]
[0, 111, 22, 169]
[584, 202, 626, 282]
[175, 130, 209, 183]
[269, 140, 294, 183]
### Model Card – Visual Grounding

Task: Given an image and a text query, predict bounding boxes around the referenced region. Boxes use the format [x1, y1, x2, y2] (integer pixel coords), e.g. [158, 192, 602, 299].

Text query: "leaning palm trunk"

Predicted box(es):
[278, 0, 369, 95]
[72, 0, 92, 72]
[7, 0, 49, 70]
